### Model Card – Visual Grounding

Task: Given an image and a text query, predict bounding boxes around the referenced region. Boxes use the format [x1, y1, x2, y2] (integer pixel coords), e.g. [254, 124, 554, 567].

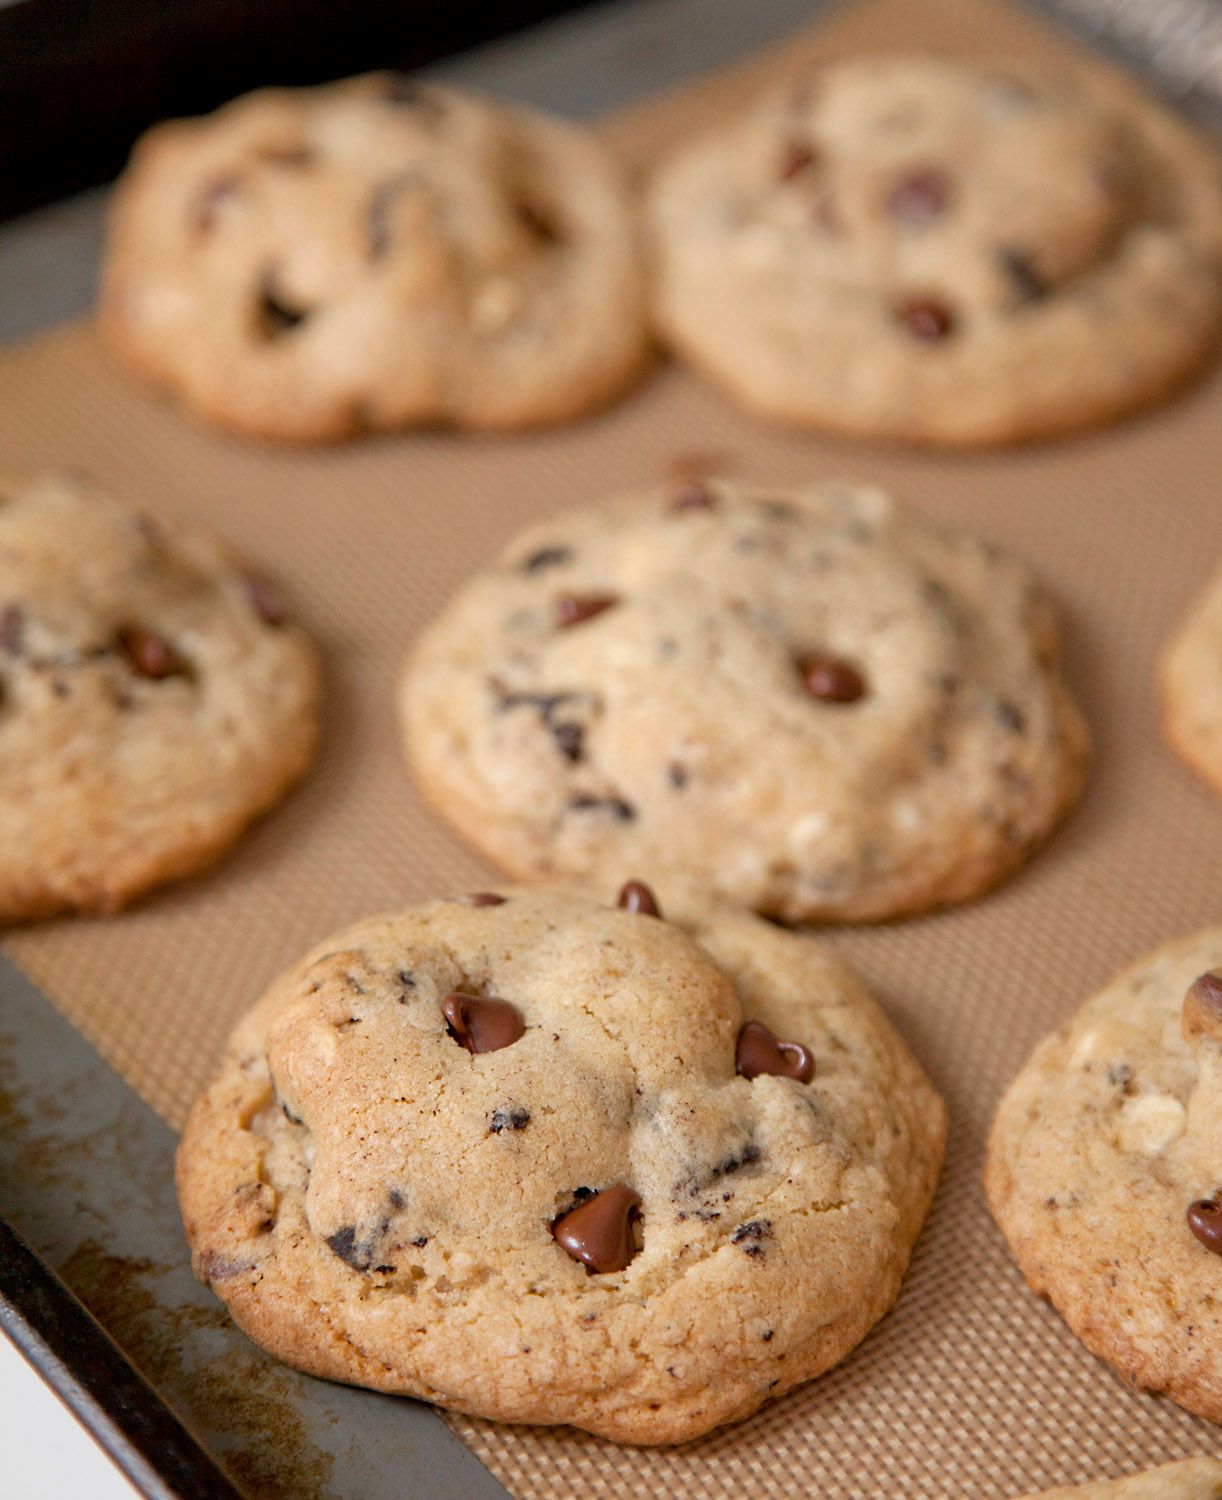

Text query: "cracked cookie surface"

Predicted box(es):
[176, 883, 946, 1443]
[99, 75, 647, 440]
[986, 929, 1222, 1425]
[400, 478, 1088, 923]
[0, 472, 320, 920]
[646, 55, 1222, 445]
[1016, 1459, 1222, 1500]
[1161, 567, 1222, 799]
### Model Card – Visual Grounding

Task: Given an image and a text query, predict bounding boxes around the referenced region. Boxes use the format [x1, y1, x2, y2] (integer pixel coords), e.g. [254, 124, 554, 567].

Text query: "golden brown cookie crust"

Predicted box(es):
[99, 76, 648, 440]
[177, 883, 946, 1444]
[400, 479, 1089, 923]
[0, 472, 320, 920]
[646, 56, 1222, 446]
[986, 929, 1222, 1425]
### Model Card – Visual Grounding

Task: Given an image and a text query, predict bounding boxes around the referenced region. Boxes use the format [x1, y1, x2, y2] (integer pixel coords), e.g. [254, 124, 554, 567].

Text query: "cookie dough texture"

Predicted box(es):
[177, 884, 946, 1443]
[646, 55, 1222, 445]
[1018, 1460, 1222, 1500]
[986, 929, 1222, 1424]
[99, 75, 647, 439]
[0, 472, 320, 920]
[401, 479, 1089, 923]
[1162, 568, 1222, 797]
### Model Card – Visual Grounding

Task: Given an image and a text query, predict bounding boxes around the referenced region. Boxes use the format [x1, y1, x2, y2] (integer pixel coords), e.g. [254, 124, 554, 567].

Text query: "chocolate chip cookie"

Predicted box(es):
[99, 75, 647, 440]
[400, 479, 1088, 923]
[177, 882, 946, 1444]
[646, 56, 1222, 444]
[1019, 1460, 1222, 1500]
[0, 472, 320, 920]
[986, 930, 1222, 1424]
[1161, 567, 1222, 797]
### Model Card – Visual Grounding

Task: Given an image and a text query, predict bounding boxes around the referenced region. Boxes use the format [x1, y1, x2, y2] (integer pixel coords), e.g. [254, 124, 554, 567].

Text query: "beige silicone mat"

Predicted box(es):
[2, 0, 1220, 1492]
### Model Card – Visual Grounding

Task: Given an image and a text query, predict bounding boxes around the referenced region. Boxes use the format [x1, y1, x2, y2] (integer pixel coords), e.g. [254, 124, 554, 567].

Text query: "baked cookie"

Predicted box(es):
[177, 881, 946, 1443]
[1161, 568, 1222, 797]
[0, 472, 320, 920]
[99, 75, 647, 440]
[400, 479, 1088, 923]
[1018, 1459, 1222, 1500]
[646, 55, 1222, 445]
[986, 929, 1222, 1424]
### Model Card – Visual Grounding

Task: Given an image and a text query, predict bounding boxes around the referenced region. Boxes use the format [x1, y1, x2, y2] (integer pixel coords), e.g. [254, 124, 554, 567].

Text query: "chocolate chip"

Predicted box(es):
[0, 604, 24, 657]
[522, 546, 573, 573]
[257, 273, 309, 338]
[456, 892, 507, 908]
[896, 297, 955, 341]
[555, 593, 619, 628]
[493, 684, 580, 720]
[116, 625, 188, 681]
[886, 168, 952, 224]
[441, 992, 524, 1054]
[730, 1218, 772, 1257]
[1187, 1198, 1222, 1256]
[735, 1020, 815, 1084]
[569, 794, 635, 822]
[670, 481, 716, 512]
[1185, 971, 1222, 1044]
[388, 1189, 406, 1209]
[552, 1185, 642, 1273]
[668, 764, 689, 790]
[410, 1235, 429, 1248]
[193, 173, 241, 233]
[513, 195, 563, 246]
[1191, 971, 1222, 1014]
[996, 700, 1026, 733]
[239, 569, 289, 626]
[1001, 248, 1048, 302]
[326, 1227, 372, 1271]
[762, 1328, 774, 1342]
[489, 1106, 531, 1133]
[799, 655, 866, 704]
[778, 141, 817, 181]
[551, 721, 585, 764]
[618, 880, 661, 917]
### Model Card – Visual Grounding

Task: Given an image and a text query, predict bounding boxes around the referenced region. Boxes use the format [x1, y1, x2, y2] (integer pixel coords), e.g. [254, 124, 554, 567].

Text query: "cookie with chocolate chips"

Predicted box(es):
[0, 472, 319, 920]
[1161, 566, 1222, 799]
[177, 882, 945, 1443]
[99, 74, 647, 439]
[986, 929, 1222, 1424]
[1018, 1459, 1222, 1500]
[646, 55, 1222, 444]
[400, 479, 1088, 923]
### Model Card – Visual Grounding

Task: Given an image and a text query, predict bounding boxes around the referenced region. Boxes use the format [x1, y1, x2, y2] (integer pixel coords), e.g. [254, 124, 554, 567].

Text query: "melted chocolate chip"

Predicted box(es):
[0, 604, 24, 657]
[886, 168, 952, 224]
[551, 720, 585, 763]
[257, 274, 309, 338]
[442, 992, 524, 1054]
[522, 546, 573, 573]
[388, 1189, 406, 1209]
[569, 794, 635, 822]
[779, 141, 817, 181]
[670, 481, 716, 512]
[1001, 248, 1048, 302]
[456, 892, 507, 908]
[1187, 1198, 1222, 1255]
[555, 592, 619, 628]
[735, 1020, 815, 1084]
[668, 764, 689, 790]
[116, 625, 188, 681]
[896, 298, 955, 341]
[513, 195, 563, 246]
[799, 655, 866, 704]
[194, 173, 241, 233]
[489, 1106, 531, 1133]
[326, 1227, 372, 1271]
[996, 700, 1026, 733]
[1190, 971, 1222, 1017]
[239, 569, 289, 626]
[618, 880, 661, 917]
[552, 1185, 642, 1273]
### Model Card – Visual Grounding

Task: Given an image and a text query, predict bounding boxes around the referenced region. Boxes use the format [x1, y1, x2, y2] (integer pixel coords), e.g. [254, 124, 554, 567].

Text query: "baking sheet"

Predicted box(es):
[1, 0, 1220, 1492]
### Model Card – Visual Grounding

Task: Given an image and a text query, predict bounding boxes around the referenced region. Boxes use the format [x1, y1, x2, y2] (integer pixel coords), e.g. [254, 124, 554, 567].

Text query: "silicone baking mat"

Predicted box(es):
[1, 0, 1219, 1492]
